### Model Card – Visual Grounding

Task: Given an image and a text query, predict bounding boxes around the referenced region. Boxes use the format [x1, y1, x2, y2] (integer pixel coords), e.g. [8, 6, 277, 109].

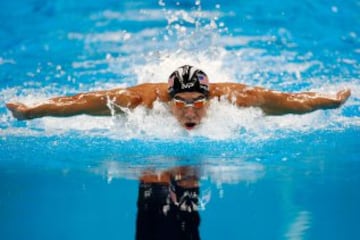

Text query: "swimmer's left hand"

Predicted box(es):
[336, 89, 351, 105]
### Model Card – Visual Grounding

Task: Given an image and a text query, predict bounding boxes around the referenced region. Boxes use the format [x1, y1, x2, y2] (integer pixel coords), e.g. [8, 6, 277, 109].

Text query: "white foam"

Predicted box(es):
[90, 9, 223, 23]
[133, 48, 234, 84]
[285, 211, 312, 240]
[92, 158, 265, 185]
[1, 3, 359, 141]
[0, 57, 16, 65]
[2, 88, 358, 140]
[68, 30, 132, 43]
[202, 160, 265, 185]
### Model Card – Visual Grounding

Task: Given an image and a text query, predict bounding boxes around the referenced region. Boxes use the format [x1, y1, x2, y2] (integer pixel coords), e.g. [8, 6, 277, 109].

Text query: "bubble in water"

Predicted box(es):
[331, 6, 338, 13]
[158, 0, 166, 7]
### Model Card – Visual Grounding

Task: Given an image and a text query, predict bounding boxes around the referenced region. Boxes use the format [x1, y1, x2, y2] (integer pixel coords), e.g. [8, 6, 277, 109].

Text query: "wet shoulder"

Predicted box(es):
[128, 83, 170, 106]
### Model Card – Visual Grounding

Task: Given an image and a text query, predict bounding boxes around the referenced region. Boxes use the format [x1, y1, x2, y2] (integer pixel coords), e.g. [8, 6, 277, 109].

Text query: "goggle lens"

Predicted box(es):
[174, 101, 186, 108]
[173, 98, 207, 109]
[193, 100, 205, 108]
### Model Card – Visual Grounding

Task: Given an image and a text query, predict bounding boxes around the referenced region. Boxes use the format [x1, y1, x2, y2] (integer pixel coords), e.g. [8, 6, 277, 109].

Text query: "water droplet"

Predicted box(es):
[158, 0, 165, 7]
[331, 6, 338, 13]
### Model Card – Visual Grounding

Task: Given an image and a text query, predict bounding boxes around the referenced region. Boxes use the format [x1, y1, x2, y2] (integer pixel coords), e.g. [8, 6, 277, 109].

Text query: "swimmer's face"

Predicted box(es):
[170, 92, 209, 130]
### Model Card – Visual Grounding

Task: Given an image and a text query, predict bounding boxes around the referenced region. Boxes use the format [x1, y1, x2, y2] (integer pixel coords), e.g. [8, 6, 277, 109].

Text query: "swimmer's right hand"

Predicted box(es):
[6, 102, 30, 120]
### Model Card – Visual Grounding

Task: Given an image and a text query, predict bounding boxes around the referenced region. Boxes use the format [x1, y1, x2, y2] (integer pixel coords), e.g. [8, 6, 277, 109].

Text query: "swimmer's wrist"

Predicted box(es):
[24, 108, 36, 119]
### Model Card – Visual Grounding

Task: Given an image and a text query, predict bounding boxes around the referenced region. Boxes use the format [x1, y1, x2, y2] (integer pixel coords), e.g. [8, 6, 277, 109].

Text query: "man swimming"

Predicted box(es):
[6, 65, 351, 130]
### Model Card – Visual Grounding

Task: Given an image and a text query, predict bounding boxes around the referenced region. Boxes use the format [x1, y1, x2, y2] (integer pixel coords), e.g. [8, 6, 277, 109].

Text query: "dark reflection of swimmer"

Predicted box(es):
[136, 166, 200, 240]
[7, 65, 350, 130]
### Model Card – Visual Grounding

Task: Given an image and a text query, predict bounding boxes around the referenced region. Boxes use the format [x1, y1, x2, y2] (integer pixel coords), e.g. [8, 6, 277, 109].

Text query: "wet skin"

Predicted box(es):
[169, 92, 209, 130]
[5, 82, 351, 129]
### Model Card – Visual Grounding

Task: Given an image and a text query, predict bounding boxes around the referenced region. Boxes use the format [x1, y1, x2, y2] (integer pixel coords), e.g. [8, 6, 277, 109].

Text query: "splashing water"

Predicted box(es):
[0, 0, 359, 141]
[1, 2, 360, 240]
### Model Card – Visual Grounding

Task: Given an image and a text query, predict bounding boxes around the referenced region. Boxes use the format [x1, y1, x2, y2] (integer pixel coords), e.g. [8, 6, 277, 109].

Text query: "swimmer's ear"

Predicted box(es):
[6, 102, 29, 120]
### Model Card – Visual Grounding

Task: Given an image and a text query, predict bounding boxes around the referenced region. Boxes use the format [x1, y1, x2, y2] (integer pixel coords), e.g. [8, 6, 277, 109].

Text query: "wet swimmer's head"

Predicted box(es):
[168, 65, 209, 98]
[168, 65, 210, 130]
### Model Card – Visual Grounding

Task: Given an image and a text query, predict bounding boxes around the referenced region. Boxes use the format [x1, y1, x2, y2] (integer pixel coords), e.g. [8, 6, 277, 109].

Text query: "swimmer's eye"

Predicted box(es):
[173, 98, 207, 109]
[193, 99, 207, 108]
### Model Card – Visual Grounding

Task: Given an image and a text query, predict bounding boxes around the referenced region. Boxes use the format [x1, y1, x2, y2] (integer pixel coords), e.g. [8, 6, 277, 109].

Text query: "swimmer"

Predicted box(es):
[6, 65, 351, 130]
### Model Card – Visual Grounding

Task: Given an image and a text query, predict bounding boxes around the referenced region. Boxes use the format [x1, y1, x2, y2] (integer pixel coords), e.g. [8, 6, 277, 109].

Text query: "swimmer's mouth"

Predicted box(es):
[185, 122, 197, 130]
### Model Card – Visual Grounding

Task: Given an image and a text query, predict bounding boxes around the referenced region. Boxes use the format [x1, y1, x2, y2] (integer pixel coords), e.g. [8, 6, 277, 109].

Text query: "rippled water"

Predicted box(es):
[0, 0, 359, 239]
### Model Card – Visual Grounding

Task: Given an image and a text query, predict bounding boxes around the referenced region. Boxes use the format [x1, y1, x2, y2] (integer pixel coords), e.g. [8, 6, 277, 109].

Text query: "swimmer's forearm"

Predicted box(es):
[7, 88, 142, 120]
[260, 89, 351, 115]
[22, 94, 112, 119]
[28, 99, 110, 118]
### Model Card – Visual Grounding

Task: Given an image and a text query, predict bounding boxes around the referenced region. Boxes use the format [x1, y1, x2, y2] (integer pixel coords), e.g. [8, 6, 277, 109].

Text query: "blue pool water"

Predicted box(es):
[1, 0, 360, 239]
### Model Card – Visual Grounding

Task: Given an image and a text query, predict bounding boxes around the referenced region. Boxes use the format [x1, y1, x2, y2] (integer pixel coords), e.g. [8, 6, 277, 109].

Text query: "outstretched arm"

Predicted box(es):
[6, 83, 169, 120]
[6, 88, 142, 120]
[256, 88, 351, 115]
[210, 83, 351, 115]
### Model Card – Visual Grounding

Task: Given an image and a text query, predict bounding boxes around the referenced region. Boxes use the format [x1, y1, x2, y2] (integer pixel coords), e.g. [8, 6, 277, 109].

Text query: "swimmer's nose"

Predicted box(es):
[184, 107, 196, 117]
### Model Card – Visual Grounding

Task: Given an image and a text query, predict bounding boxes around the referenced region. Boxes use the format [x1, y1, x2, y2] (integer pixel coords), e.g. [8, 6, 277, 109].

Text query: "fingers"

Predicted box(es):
[336, 89, 351, 104]
[6, 102, 28, 120]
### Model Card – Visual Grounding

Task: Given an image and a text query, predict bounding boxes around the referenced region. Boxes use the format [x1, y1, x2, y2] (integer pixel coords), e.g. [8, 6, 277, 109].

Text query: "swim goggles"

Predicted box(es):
[172, 97, 207, 109]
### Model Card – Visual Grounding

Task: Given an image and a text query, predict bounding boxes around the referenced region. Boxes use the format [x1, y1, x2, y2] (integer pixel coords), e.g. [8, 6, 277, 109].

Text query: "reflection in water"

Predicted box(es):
[93, 158, 267, 239]
[136, 166, 200, 240]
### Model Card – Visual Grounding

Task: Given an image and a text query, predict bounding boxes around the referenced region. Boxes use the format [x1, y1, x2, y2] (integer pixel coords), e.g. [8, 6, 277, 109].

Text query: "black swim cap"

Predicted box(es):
[168, 65, 210, 98]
